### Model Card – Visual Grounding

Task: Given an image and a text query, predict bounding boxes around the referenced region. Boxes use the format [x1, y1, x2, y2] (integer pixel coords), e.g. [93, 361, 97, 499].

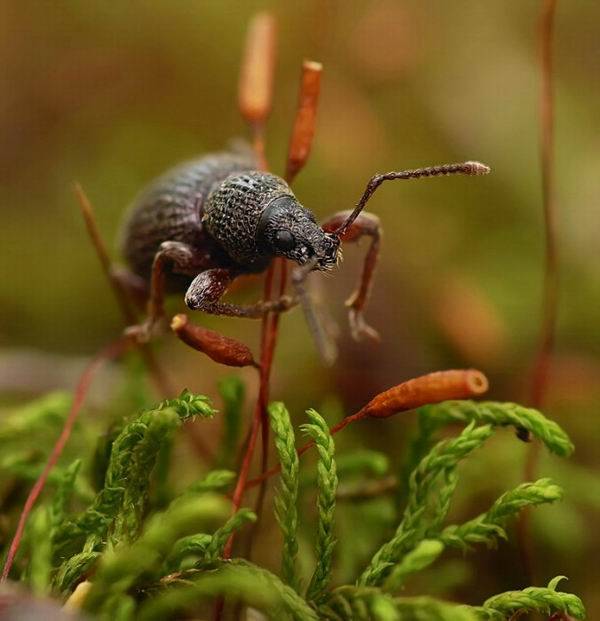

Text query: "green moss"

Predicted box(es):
[0, 388, 586, 620]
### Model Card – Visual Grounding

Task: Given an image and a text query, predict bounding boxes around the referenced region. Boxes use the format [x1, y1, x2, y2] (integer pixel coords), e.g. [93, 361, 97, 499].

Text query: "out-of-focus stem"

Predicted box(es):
[519, 0, 559, 586]
[74, 184, 174, 399]
[238, 12, 277, 171]
[75, 184, 136, 324]
[529, 0, 559, 414]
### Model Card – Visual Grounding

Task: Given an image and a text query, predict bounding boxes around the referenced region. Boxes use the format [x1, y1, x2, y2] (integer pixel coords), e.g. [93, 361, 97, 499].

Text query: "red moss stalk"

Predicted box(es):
[246, 369, 489, 490]
[224, 49, 323, 565]
[245, 57, 323, 551]
[238, 12, 277, 170]
[223, 264, 279, 559]
[221, 15, 279, 571]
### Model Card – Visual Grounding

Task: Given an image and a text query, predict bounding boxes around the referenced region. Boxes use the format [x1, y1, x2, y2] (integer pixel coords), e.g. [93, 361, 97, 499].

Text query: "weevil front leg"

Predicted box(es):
[177, 267, 296, 368]
[185, 268, 298, 318]
[322, 211, 382, 342]
[125, 241, 199, 343]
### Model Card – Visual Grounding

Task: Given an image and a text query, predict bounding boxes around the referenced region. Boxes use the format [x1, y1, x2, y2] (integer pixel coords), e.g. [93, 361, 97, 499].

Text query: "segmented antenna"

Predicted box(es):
[336, 161, 491, 237]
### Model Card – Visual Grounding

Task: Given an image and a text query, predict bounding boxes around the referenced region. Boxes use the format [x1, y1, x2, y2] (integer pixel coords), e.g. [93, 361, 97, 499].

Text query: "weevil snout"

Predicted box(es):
[279, 224, 339, 271]
[257, 195, 340, 270]
[314, 232, 340, 271]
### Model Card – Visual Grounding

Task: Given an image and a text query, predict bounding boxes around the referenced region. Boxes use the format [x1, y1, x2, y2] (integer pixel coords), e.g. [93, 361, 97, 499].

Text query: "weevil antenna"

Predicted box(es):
[335, 161, 491, 238]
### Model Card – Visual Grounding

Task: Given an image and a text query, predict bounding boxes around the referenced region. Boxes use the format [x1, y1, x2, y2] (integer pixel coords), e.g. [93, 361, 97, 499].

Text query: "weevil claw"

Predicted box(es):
[258, 295, 297, 314]
[348, 309, 380, 343]
[124, 317, 167, 344]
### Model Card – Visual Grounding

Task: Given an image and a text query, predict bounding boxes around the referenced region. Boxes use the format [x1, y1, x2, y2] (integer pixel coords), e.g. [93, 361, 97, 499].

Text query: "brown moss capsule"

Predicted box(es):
[171, 314, 259, 369]
[359, 369, 489, 419]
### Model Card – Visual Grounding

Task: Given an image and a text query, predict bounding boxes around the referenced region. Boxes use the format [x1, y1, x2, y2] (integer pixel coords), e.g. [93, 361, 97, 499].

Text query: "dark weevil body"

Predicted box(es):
[120, 147, 338, 306]
[118, 144, 489, 358]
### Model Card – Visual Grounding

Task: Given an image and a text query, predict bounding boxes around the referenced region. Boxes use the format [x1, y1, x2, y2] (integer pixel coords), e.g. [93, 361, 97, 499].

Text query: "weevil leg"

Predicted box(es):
[125, 241, 198, 342]
[291, 261, 338, 365]
[322, 210, 382, 342]
[110, 266, 149, 311]
[185, 268, 298, 318]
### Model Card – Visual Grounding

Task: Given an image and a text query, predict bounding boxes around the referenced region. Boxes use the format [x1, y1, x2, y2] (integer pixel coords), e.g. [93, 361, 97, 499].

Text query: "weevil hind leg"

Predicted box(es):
[110, 266, 149, 312]
[322, 210, 382, 343]
[125, 241, 200, 343]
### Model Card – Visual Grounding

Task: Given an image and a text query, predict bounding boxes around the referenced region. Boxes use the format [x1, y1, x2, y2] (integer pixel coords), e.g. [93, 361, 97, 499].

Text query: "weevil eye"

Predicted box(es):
[274, 230, 295, 251]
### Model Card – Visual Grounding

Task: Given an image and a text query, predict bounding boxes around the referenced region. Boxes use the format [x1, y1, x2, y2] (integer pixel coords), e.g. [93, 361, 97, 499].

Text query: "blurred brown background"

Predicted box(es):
[1, 1, 599, 614]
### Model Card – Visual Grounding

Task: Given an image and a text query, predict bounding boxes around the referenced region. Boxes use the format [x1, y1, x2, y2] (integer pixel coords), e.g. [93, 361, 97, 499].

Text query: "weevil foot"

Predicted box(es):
[348, 308, 380, 343]
[124, 317, 167, 344]
[267, 294, 297, 313]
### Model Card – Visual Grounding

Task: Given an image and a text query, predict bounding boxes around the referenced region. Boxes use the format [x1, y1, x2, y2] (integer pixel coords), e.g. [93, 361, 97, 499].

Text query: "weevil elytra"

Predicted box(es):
[116, 146, 489, 362]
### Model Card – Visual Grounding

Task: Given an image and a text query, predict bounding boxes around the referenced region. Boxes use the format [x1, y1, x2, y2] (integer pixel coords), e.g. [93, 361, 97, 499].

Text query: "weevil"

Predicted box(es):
[116, 143, 489, 361]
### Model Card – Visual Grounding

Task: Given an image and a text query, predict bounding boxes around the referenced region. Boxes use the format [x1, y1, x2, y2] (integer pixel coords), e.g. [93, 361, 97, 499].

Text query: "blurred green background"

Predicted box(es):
[1, 0, 599, 615]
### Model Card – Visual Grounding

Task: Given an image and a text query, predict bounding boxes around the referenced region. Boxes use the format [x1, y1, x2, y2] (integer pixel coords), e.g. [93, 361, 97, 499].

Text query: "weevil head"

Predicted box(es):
[257, 195, 340, 270]
[205, 171, 340, 270]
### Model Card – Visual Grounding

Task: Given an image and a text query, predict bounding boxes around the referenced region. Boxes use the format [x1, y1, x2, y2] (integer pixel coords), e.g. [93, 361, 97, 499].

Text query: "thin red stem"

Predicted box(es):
[245, 368, 488, 490]
[217, 13, 278, 586]
[1, 337, 130, 582]
[529, 0, 559, 414]
[244, 410, 370, 490]
[252, 122, 269, 172]
[248, 259, 288, 555]
[519, 0, 559, 586]
[223, 259, 282, 558]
